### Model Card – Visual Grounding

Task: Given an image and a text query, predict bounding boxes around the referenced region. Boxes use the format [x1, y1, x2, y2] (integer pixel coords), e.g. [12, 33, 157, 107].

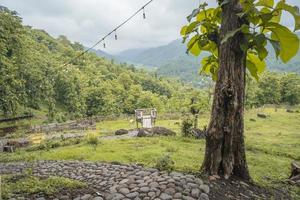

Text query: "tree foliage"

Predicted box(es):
[0, 7, 200, 120]
[246, 72, 300, 107]
[181, 0, 300, 80]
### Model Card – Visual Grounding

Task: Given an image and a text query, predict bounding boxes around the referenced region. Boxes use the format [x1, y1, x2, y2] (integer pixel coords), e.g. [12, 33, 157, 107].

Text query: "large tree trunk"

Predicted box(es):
[201, 0, 250, 180]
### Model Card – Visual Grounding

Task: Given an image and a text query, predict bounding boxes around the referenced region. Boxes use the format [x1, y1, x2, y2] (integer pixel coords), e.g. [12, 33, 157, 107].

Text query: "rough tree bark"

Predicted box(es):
[201, 0, 250, 180]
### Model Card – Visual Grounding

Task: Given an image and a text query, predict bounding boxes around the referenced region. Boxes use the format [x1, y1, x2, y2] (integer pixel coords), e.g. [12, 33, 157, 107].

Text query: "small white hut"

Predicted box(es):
[135, 108, 157, 128]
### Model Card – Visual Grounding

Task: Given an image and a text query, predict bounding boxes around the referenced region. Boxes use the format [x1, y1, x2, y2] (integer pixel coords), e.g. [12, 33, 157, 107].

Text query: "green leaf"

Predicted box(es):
[248, 53, 266, 73]
[257, 46, 268, 60]
[277, 1, 300, 31]
[200, 41, 218, 56]
[256, 0, 274, 8]
[253, 33, 268, 60]
[196, 11, 206, 22]
[254, 33, 267, 45]
[266, 22, 300, 62]
[246, 60, 259, 80]
[201, 56, 219, 81]
[270, 9, 281, 23]
[187, 8, 200, 22]
[246, 53, 266, 80]
[259, 8, 274, 24]
[268, 38, 280, 58]
[201, 57, 210, 73]
[249, 15, 261, 26]
[221, 25, 248, 44]
[187, 36, 201, 56]
[180, 26, 187, 36]
[186, 21, 200, 34]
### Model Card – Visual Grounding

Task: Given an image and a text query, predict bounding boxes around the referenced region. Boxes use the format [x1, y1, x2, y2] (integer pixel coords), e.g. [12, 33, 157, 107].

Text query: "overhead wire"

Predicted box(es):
[62, 0, 154, 67]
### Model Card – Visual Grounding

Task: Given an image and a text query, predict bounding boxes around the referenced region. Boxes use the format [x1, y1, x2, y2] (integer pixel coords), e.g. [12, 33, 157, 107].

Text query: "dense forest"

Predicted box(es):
[1, 6, 300, 122]
[0, 6, 201, 120]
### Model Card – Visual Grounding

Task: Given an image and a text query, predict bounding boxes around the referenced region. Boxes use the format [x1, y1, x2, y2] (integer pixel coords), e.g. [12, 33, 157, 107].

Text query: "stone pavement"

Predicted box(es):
[0, 160, 210, 200]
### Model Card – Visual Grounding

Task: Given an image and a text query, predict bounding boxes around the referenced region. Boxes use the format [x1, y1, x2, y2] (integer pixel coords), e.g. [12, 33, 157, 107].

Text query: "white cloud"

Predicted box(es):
[0, 0, 299, 53]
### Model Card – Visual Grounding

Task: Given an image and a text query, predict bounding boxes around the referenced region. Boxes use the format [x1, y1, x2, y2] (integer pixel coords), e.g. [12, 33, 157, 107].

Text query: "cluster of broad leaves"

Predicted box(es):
[0, 6, 207, 120]
[181, 0, 300, 80]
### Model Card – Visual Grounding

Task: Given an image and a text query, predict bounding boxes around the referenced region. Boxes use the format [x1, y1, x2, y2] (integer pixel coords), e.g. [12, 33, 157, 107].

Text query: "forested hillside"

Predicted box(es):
[113, 36, 300, 86]
[1, 6, 300, 123]
[0, 6, 200, 121]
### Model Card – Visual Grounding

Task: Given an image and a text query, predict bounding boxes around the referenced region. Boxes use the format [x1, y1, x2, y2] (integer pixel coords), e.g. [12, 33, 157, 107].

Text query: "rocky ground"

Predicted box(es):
[0, 161, 209, 200]
[0, 161, 292, 200]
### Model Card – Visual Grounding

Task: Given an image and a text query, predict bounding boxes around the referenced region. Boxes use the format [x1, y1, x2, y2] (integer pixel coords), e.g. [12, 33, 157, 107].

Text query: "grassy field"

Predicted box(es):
[0, 107, 300, 198]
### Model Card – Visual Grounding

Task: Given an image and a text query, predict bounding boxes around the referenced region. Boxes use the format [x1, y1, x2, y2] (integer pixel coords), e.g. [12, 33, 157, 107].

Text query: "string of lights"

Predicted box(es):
[63, 0, 154, 67]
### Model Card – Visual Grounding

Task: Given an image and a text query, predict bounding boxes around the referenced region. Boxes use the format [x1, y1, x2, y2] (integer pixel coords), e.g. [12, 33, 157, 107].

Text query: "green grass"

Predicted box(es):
[1, 174, 86, 199]
[1, 107, 300, 198]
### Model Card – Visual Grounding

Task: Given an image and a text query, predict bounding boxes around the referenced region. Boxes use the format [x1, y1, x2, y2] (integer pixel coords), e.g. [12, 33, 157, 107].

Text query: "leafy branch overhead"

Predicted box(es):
[181, 0, 300, 80]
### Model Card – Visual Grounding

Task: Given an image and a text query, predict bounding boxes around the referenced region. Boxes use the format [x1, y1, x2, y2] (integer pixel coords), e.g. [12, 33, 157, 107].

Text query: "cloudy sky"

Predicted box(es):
[0, 0, 299, 53]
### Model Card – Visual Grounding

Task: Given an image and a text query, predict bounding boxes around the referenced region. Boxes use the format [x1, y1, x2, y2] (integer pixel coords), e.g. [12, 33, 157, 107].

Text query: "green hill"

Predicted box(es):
[112, 34, 300, 85]
[0, 6, 198, 120]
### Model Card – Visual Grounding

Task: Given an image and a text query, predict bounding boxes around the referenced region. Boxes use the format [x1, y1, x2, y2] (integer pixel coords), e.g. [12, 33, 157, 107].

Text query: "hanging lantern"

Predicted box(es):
[114, 30, 118, 40]
[143, 7, 146, 19]
[61, 0, 154, 67]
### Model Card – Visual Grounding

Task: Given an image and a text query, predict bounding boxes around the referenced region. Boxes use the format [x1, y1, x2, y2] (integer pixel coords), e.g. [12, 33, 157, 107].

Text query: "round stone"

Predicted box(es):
[200, 184, 210, 194]
[126, 192, 139, 198]
[119, 187, 130, 195]
[191, 188, 200, 198]
[164, 187, 176, 195]
[119, 179, 129, 184]
[182, 196, 195, 200]
[93, 197, 104, 200]
[81, 194, 92, 200]
[111, 193, 124, 200]
[149, 182, 159, 188]
[199, 193, 209, 200]
[148, 191, 156, 197]
[174, 193, 182, 198]
[160, 193, 172, 200]
[140, 186, 150, 193]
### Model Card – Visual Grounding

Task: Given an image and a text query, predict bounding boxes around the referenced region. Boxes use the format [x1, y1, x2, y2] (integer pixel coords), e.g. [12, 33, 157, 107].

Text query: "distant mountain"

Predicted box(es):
[96, 33, 300, 86]
[89, 49, 116, 60]
[116, 39, 196, 67]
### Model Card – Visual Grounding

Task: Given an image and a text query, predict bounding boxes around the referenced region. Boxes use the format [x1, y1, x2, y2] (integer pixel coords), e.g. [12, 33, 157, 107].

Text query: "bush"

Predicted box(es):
[2, 174, 85, 199]
[50, 141, 61, 148]
[86, 134, 100, 149]
[155, 154, 175, 172]
[181, 116, 194, 137]
[27, 143, 48, 151]
[26, 138, 83, 152]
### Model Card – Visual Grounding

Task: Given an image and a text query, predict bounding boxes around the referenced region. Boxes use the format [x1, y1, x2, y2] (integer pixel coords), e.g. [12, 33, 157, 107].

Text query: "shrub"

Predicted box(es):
[155, 154, 175, 172]
[181, 116, 194, 137]
[86, 134, 100, 149]
[26, 138, 83, 152]
[2, 174, 85, 199]
[50, 141, 61, 148]
[55, 113, 64, 123]
[60, 134, 65, 141]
